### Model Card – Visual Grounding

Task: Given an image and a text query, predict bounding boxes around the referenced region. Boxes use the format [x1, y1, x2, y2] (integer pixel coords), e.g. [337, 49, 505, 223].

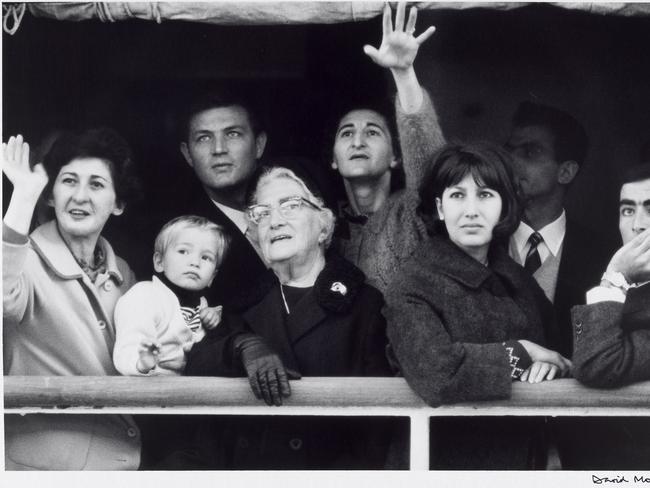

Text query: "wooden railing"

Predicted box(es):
[5, 376, 650, 470]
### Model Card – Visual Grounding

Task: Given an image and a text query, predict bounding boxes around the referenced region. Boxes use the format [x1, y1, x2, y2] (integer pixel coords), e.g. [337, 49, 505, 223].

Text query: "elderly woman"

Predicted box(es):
[2, 131, 141, 470]
[184, 166, 393, 469]
[385, 142, 571, 469]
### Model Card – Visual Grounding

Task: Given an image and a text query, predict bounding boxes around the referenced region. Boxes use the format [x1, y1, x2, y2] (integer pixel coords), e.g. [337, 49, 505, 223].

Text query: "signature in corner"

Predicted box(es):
[592, 475, 629, 484]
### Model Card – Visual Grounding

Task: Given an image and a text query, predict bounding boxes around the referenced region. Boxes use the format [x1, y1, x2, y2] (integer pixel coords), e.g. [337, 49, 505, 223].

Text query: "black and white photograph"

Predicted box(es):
[2, 1, 650, 485]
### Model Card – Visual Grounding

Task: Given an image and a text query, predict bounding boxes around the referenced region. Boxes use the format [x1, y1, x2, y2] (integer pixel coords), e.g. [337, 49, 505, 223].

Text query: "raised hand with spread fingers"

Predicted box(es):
[363, 2, 436, 113]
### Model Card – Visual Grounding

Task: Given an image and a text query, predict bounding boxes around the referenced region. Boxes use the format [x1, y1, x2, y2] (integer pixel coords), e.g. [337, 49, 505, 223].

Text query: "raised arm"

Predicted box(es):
[364, 3, 445, 189]
[2, 135, 48, 235]
[363, 2, 435, 113]
[572, 285, 650, 388]
[2, 135, 49, 323]
[572, 234, 650, 387]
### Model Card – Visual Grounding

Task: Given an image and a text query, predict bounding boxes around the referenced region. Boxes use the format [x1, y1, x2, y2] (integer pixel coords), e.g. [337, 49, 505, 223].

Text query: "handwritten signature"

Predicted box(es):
[592, 475, 650, 484]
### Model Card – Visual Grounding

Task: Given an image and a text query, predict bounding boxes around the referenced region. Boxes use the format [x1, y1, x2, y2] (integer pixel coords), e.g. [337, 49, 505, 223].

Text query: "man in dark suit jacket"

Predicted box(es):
[504, 102, 617, 469]
[174, 89, 270, 308]
[567, 164, 650, 469]
[505, 101, 615, 358]
[137, 90, 270, 469]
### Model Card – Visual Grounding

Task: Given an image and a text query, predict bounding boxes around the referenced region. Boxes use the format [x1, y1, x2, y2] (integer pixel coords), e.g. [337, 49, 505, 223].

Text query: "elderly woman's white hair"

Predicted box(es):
[248, 166, 336, 248]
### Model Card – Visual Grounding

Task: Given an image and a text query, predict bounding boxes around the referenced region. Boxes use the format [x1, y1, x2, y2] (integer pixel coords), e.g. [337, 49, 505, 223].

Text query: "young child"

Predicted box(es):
[113, 215, 230, 376]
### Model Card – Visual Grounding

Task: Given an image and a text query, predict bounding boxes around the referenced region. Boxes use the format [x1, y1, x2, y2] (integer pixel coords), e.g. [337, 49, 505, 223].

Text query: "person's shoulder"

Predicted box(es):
[119, 278, 158, 299]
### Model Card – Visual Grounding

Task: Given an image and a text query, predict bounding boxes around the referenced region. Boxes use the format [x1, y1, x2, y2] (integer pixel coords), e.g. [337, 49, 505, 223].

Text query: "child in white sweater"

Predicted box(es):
[113, 215, 229, 375]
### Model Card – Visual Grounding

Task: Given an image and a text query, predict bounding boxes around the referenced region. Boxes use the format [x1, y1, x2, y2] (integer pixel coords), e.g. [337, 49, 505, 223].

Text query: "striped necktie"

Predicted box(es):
[524, 232, 543, 274]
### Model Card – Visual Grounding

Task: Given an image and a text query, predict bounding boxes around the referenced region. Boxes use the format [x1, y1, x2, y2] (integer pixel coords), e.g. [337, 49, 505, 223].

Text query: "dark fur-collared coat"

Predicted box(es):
[183, 252, 395, 469]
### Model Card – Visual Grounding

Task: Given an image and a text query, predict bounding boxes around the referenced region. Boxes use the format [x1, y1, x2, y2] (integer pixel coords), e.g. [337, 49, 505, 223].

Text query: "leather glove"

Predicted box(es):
[234, 334, 301, 406]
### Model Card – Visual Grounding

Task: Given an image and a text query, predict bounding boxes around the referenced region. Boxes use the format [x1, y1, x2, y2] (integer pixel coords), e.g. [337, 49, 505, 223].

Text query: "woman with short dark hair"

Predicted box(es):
[385, 142, 571, 469]
[2, 130, 141, 470]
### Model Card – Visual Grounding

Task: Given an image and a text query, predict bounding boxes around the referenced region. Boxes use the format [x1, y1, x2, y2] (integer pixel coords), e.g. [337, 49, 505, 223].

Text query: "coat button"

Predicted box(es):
[98, 320, 107, 330]
[103, 280, 114, 292]
[127, 427, 138, 438]
[575, 321, 583, 334]
[238, 437, 249, 449]
[289, 438, 303, 450]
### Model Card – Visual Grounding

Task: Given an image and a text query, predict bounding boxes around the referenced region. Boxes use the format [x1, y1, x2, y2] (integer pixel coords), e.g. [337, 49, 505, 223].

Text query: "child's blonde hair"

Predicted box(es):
[154, 215, 230, 263]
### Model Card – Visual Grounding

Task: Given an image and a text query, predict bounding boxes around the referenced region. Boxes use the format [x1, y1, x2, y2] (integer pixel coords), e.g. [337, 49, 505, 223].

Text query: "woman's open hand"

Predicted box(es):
[520, 360, 568, 383]
[2, 135, 48, 200]
[363, 2, 436, 72]
[518, 340, 572, 378]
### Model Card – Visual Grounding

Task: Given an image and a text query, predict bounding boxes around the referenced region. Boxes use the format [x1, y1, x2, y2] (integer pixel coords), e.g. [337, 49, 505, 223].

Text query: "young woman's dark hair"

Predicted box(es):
[42, 127, 141, 208]
[418, 141, 521, 242]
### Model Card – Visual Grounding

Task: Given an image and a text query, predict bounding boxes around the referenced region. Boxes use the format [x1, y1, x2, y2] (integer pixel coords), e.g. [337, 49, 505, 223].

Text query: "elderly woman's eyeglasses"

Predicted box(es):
[247, 196, 322, 225]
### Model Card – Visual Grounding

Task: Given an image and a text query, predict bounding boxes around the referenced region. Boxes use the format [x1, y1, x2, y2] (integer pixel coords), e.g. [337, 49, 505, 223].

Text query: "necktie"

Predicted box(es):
[524, 232, 543, 274]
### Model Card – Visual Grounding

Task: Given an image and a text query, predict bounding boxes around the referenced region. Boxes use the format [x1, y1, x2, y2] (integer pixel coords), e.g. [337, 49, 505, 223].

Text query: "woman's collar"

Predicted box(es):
[30, 220, 124, 283]
[230, 250, 366, 313]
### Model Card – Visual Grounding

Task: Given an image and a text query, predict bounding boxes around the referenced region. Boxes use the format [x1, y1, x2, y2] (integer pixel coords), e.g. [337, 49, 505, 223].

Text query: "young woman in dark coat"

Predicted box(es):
[384, 142, 571, 469]
[184, 166, 395, 469]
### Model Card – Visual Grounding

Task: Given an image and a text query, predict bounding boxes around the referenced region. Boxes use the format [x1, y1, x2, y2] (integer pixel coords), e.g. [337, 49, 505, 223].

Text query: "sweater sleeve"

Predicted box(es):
[113, 282, 165, 376]
[396, 88, 445, 191]
[3, 236, 35, 325]
[572, 294, 650, 388]
[384, 274, 513, 406]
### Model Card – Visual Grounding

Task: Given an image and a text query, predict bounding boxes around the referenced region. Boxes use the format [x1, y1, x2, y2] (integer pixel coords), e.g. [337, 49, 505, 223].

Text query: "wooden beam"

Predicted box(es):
[5, 377, 650, 415]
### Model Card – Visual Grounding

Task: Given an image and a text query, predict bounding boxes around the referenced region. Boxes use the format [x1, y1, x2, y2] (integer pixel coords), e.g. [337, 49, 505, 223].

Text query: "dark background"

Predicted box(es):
[4, 4, 650, 277]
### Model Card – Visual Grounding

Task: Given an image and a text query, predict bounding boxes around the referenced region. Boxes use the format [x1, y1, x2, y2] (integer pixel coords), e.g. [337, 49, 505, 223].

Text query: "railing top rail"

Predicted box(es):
[4, 376, 650, 415]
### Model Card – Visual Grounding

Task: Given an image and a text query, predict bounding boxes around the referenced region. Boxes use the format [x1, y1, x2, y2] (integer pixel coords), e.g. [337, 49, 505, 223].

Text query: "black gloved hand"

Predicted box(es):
[234, 334, 301, 406]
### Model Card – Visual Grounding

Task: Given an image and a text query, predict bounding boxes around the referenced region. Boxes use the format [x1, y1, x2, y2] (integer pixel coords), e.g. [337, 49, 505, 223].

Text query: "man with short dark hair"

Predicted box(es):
[573, 164, 650, 385]
[505, 101, 615, 358]
[175, 89, 269, 308]
[563, 164, 650, 470]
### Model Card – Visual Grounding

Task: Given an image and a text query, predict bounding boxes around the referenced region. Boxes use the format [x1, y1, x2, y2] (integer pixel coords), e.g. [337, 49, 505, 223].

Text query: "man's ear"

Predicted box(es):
[255, 132, 268, 160]
[180, 142, 193, 168]
[331, 161, 339, 171]
[153, 252, 164, 273]
[557, 160, 579, 185]
[436, 197, 444, 220]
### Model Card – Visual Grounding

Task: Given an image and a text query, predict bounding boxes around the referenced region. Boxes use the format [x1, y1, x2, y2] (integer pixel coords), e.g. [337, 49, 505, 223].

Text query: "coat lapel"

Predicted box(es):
[243, 287, 301, 371]
[285, 289, 328, 345]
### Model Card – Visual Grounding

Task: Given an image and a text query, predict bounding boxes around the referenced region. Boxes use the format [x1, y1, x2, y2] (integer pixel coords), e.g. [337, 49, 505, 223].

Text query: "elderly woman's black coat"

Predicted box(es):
[184, 252, 394, 469]
[384, 234, 556, 469]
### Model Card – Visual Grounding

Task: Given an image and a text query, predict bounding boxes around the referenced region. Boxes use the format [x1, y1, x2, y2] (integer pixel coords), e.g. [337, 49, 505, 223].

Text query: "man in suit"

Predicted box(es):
[505, 101, 615, 358]
[567, 164, 650, 469]
[176, 90, 269, 309]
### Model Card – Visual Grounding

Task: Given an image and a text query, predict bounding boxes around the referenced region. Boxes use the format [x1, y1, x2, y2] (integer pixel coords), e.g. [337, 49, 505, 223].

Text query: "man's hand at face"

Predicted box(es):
[606, 228, 650, 284]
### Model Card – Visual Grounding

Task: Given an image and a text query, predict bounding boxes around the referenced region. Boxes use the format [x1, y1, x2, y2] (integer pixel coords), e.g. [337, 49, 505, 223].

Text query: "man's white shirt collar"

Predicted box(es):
[512, 210, 566, 264]
[212, 199, 248, 234]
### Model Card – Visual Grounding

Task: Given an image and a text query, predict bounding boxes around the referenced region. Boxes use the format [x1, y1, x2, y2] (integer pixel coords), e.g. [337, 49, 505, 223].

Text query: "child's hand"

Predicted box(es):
[199, 296, 222, 330]
[137, 339, 161, 373]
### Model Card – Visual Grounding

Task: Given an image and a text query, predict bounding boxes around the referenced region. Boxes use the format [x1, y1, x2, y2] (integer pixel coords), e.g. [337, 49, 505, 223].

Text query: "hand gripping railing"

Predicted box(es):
[5, 376, 650, 470]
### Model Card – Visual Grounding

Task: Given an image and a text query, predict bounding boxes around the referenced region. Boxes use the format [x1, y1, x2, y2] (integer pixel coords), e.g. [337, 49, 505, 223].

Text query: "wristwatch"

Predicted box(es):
[601, 271, 630, 292]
